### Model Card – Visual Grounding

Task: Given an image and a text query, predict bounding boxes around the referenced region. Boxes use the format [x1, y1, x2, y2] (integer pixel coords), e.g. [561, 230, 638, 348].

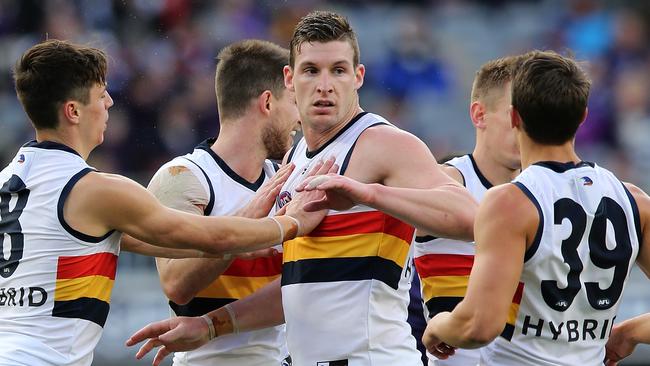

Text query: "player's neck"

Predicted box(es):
[471, 149, 519, 185]
[520, 139, 580, 170]
[303, 105, 364, 152]
[35, 129, 90, 160]
[211, 123, 266, 183]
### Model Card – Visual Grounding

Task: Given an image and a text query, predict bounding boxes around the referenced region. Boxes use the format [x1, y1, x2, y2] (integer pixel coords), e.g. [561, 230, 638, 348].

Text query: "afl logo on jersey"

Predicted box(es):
[276, 191, 292, 208]
[580, 176, 593, 186]
[17, 154, 25, 163]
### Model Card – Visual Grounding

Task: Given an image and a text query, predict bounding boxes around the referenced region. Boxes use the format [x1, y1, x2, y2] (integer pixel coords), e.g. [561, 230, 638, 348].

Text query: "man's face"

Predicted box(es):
[483, 82, 520, 170]
[264, 89, 300, 160]
[78, 83, 113, 147]
[284, 40, 364, 131]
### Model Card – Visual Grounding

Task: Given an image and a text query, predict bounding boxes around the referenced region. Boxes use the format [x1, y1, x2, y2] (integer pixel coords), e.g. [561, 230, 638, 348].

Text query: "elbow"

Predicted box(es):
[161, 281, 194, 305]
[460, 320, 503, 348]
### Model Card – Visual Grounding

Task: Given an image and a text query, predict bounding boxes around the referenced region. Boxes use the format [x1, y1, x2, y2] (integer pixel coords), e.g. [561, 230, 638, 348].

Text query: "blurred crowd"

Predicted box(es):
[1, 0, 650, 187]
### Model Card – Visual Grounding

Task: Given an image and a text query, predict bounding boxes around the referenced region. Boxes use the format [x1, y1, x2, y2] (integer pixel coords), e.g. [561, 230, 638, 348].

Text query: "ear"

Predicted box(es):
[62, 101, 81, 125]
[257, 90, 273, 117]
[284, 65, 295, 92]
[469, 101, 486, 129]
[579, 107, 588, 126]
[510, 106, 522, 130]
[355, 64, 365, 90]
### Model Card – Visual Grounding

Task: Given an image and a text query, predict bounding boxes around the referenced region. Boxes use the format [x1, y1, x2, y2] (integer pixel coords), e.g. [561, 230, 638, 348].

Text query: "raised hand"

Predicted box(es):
[295, 174, 371, 212]
[235, 163, 295, 218]
[284, 157, 338, 235]
[125, 316, 210, 366]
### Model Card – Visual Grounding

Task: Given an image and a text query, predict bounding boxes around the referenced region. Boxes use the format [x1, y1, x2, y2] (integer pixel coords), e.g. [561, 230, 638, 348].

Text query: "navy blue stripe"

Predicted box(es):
[468, 154, 493, 189]
[443, 161, 466, 187]
[424, 296, 463, 319]
[533, 160, 594, 173]
[23, 140, 81, 157]
[272, 161, 280, 172]
[500, 323, 515, 341]
[170, 297, 235, 317]
[512, 182, 544, 262]
[282, 256, 403, 290]
[57, 168, 115, 242]
[340, 121, 388, 175]
[52, 298, 110, 327]
[182, 157, 215, 215]
[286, 144, 298, 163]
[415, 235, 438, 243]
[196, 139, 265, 191]
[622, 183, 643, 250]
[305, 112, 368, 159]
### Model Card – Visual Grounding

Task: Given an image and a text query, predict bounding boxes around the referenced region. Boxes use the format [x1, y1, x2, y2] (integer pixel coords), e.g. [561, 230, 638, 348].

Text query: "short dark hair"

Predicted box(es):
[13, 39, 107, 130]
[471, 55, 521, 109]
[289, 11, 360, 67]
[215, 39, 289, 120]
[512, 50, 591, 145]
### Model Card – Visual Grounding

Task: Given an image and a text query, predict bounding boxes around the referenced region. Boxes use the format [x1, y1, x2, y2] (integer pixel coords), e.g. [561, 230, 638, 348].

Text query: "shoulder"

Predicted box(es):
[480, 183, 539, 231]
[441, 164, 463, 185]
[624, 182, 650, 228]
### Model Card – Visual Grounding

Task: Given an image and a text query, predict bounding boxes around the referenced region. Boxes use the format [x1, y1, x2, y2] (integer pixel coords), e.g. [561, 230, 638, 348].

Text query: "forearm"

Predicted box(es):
[367, 183, 476, 241]
[206, 278, 284, 335]
[121, 234, 208, 258]
[617, 314, 650, 345]
[429, 304, 498, 349]
[157, 257, 233, 304]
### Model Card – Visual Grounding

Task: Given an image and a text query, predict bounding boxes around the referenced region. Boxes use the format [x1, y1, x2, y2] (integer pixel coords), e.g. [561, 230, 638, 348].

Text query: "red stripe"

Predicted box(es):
[57, 252, 117, 280]
[512, 282, 524, 304]
[223, 253, 283, 277]
[308, 211, 414, 243]
[415, 254, 474, 277]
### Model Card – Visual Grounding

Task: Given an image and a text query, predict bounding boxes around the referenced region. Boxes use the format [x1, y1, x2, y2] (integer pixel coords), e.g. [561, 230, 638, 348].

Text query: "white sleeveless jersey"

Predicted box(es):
[481, 161, 641, 366]
[276, 112, 422, 366]
[153, 140, 287, 366]
[0, 141, 121, 366]
[413, 154, 488, 366]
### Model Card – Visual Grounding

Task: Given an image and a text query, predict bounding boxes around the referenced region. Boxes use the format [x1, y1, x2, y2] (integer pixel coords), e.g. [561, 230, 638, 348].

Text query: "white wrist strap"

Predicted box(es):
[201, 314, 216, 340]
[268, 216, 284, 244]
[286, 215, 302, 237]
[224, 304, 240, 334]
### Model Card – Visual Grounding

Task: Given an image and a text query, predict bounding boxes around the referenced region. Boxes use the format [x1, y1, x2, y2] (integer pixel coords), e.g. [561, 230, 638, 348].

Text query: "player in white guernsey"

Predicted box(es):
[422, 51, 650, 365]
[144, 40, 299, 366]
[127, 11, 477, 366]
[0, 40, 327, 366]
[414, 54, 523, 366]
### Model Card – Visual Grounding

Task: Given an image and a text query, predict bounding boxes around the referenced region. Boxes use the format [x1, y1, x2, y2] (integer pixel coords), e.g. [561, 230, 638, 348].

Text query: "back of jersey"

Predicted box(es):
[482, 161, 641, 366]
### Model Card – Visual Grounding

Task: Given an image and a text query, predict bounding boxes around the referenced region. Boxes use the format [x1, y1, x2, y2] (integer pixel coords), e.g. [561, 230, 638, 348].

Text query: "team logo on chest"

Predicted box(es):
[276, 191, 292, 209]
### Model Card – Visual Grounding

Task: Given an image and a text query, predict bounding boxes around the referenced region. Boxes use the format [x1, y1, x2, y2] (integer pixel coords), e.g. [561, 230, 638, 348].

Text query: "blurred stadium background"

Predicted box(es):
[1, 0, 649, 364]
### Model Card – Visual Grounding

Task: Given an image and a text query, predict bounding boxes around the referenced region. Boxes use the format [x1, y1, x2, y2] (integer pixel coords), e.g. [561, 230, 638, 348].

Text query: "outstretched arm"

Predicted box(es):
[126, 278, 284, 366]
[298, 126, 477, 241]
[64, 159, 334, 255]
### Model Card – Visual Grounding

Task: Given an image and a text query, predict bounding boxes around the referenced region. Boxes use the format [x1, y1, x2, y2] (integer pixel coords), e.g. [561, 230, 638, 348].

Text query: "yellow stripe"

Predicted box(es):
[283, 233, 409, 267]
[420, 275, 469, 301]
[55, 275, 113, 302]
[507, 302, 520, 325]
[196, 274, 280, 300]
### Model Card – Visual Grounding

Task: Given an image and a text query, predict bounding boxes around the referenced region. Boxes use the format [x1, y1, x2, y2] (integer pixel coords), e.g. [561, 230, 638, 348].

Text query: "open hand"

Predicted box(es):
[125, 316, 210, 366]
[235, 163, 295, 218]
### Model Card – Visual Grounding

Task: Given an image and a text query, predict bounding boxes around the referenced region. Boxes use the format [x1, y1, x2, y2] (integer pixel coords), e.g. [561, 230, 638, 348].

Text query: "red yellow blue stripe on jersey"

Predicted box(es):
[53, 252, 117, 327]
[415, 253, 524, 341]
[501, 281, 524, 341]
[282, 211, 414, 290]
[415, 254, 474, 318]
[170, 254, 283, 317]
